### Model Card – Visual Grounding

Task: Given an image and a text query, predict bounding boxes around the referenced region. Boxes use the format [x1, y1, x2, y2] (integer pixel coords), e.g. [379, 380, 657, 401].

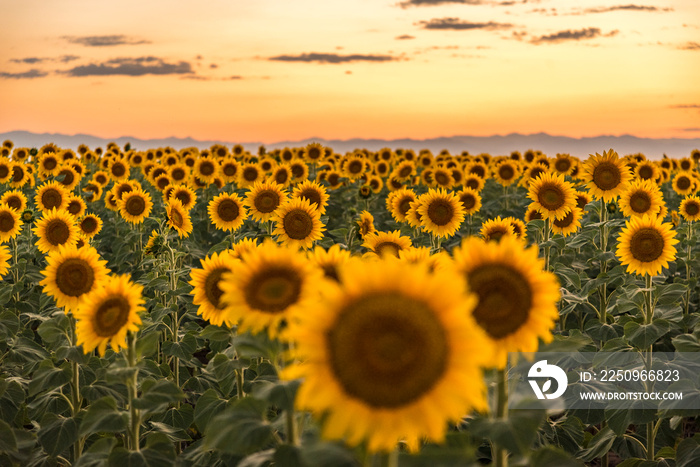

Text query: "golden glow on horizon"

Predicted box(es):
[1, 0, 699, 142]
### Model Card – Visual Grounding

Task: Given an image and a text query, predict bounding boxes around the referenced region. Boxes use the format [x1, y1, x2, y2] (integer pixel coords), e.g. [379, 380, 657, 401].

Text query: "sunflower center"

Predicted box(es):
[67, 200, 82, 216]
[0, 212, 15, 232]
[348, 160, 363, 174]
[245, 267, 302, 313]
[434, 172, 450, 186]
[5, 196, 21, 210]
[299, 189, 321, 207]
[555, 159, 571, 173]
[629, 227, 665, 263]
[175, 192, 191, 207]
[0, 166, 8, 179]
[374, 241, 401, 258]
[677, 176, 691, 190]
[592, 162, 622, 190]
[125, 196, 146, 216]
[686, 202, 700, 216]
[468, 264, 533, 339]
[499, 165, 515, 180]
[243, 167, 258, 181]
[282, 209, 313, 240]
[327, 292, 448, 408]
[12, 166, 25, 182]
[172, 168, 186, 181]
[629, 191, 652, 213]
[470, 166, 486, 178]
[321, 264, 340, 282]
[92, 297, 130, 337]
[254, 190, 280, 213]
[638, 166, 653, 180]
[427, 199, 454, 226]
[275, 170, 289, 184]
[308, 147, 322, 160]
[41, 188, 63, 210]
[398, 166, 412, 178]
[58, 169, 74, 186]
[44, 158, 57, 170]
[200, 161, 215, 176]
[328, 173, 340, 186]
[111, 163, 126, 177]
[553, 210, 575, 228]
[46, 219, 70, 246]
[205, 267, 229, 308]
[55, 258, 95, 297]
[460, 194, 476, 210]
[398, 198, 413, 217]
[485, 226, 509, 242]
[466, 179, 480, 190]
[81, 217, 98, 233]
[538, 184, 565, 211]
[170, 209, 184, 228]
[223, 163, 237, 176]
[217, 199, 240, 222]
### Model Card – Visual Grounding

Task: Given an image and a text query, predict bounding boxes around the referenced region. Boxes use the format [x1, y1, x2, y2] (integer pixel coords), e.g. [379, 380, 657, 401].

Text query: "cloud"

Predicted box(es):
[530, 27, 618, 44]
[583, 5, 673, 14]
[398, 0, 486, 7]
[62, 35, 151, 47]
[10, 55, 80, 64]
[0, 69, 49, 79]
[268, 53, 399, 63]
[396, 34, 416, 40]
[63, 57, 193, 77]
[678, 42, 700, 50]
[417, 18, 513, 30]
[680, 128, 700, 132]
[670, 104, 700, 109]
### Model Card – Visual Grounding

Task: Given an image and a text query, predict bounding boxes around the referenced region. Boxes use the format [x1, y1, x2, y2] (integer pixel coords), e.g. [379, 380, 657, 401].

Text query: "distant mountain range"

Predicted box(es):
[2, 130, 699, 160]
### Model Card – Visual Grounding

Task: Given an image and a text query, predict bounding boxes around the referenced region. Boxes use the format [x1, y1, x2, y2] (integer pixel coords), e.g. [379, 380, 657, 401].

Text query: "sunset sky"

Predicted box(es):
[1, 0, 699, 144]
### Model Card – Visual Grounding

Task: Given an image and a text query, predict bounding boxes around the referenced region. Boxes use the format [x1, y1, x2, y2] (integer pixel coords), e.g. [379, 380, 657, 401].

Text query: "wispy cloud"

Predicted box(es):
[531, 27, 618, 44]
[398, 0, 486, 7]
[680, 128, 700, 132]
[677, 42, 700, 50]
[62, 35, 151, 47]
[0, 69, 49, 79]
[63, 57, 193, 77]
[10, 55, 80, 64]
[582, 4, 673, 14]
[417, 18, 513, 30]
[396, 34, 416, 40]
[268, 53, 399, 63]
[670, 104, 700, 109]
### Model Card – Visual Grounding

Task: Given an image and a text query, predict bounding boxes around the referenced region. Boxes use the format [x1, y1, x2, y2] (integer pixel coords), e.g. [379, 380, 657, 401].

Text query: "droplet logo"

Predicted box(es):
[528, 360, 568, 400]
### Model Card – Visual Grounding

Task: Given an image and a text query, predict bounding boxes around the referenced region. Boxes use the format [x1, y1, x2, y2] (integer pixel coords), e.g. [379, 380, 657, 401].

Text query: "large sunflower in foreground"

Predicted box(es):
[616, 214, 678, 276]
[40, 245, 110, 312]
[272, 197, 325, 249]
[34, 209, 79, 254]
[166, 199, 193, 238]
[282, 258, 491, 452]
[527, 171, 576, 221]
[0, 245, 10, 277]
[189, 250, 238, 327]
[75, 274, 144, 357]
[452, 235, 561, 367]
[219, 240, 323, 337]
[416, 188, 465, 238]
[582, 149, 632, 202]
[208, 192, 248, 232]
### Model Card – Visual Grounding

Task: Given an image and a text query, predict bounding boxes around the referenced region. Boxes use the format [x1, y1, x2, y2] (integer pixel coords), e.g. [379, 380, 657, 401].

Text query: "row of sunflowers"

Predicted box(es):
[1, 138, 700, 466]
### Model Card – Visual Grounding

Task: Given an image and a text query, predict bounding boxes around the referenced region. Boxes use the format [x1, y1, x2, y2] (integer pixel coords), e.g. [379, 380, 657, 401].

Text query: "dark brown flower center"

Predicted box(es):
[629, 191, 652, 213]
[125, 196, 146, 216]
[254, 190, 280, 213]
[427, 199, 454, 226]
[592, 162, 622, 190]
[41, 188, 63, 210]
[217, 198, 240, 222]
[0, 211, 15, 233]
[282, 209, 313, 240]
[245, 267, 302, 313]
[55, 258, 95, 297]
[81, 217, 98, 234]
[46, 219, 70, 246]
[205, 267, 229, 308]
[630, 227, 665, 263]
[93, 296, 130, 337]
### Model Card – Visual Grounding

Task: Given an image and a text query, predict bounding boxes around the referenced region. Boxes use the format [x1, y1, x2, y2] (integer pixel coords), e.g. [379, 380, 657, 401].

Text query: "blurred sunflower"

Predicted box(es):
[238, 162, 262, 188]
[618, 179, 664, 218]
[582, 149, 632, 202]
[35, 181, 69, 213]
[552, 154, 575, 176]
[362, 230, 412, 258]
[432, 167, 454, 189]
[270, 163, 293, 188]
[246, 181, 288, 222]
[456, 188, 482, 216]
[166, 199, 193, 238]
[574, 191, 592, 211]
[272, 197, 325, 249]
[0, 159, 13, 184]
[75, 274, 144, 357]
[527, 172, 576, 221]
[453, 235, 560, 367]
[208, 193, 247, 232]
[493, 160, 520, 186]
[551, 207, 583, 237]
[108, 157, 130, 181]
[169, 185, 197, 211]
[9, 163, 31, 189]
[393, 160, 415, 181]
[505, 216, 527, 240]
[307, 244, 351, 282]
[118, 189, 153, 224]
[462, 173, 485, 192]
[416, 188, 465, 238]
[0, 245, 9, 277]
[480, 216, 516, 242]
[194, 156, 219, 184]
[635, 161, 660, 182]
[283, 258, 491, 452]
[0, 190, 27, 212]
[189, 250, 238, 327]
[343, 154, 366, 180]
[290, 160, 310, 183]
[616, 214, 678, 276]
[169, 163, 190, 185]
[219, 240, 323, 337]
[0, 206, 21, 243]
[219, 157, 240, 184]
[680, 195, 700, 222]
[65, 195, 87, 219]
[34, 209, 79, 254]
[40, 244, 110, 312]
[672, 171, 697, 196]
[38, 153, 61, 178]
[356, 210, 376, 239]
[388, 188, 417, 223]
[292, 180, 329, 215]
[79, 214, 103, 239]
[55, 165, 80, 191]
[367, 175, 383, 193]
[231, 237, 260, 259]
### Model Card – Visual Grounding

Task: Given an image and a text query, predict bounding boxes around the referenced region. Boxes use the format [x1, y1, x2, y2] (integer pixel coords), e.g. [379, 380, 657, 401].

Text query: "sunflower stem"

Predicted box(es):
[378, 449, 399, 467]
[126, 331, 141, 452]
[503, 185, 509, 211]
[684, 221, 693, 321]
[543, 218, 551, 272]
[69, 316, 84, 461]
[285, 407, 298, 446]
[644, 273, 655, 461]
[492, 367, 509, 467]
[599, 199, 609, 327]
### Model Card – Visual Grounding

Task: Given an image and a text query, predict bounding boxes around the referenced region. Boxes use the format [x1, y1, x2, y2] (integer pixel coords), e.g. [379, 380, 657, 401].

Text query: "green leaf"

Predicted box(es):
[0, 310, 19, 341]
[273, 444, 303, 467]
[0, 419, 17, 454]
[133, 380, 185, 414]
[37, 315, 70, 346]
[673, 334, 700, 352]
[161, 333, 197, 361]
[204, 397, 275, 455]
[148, 422, 192, 443]
[29, 359, 71, 397]
[677, 435, 700, 467]
[655, 283, 688, 306]
[529, 445, 583, 467]
[624, 320, 671, 349]
[38, 414, 78, 458]
[605, 408, 632, 436]
[578, 426, 616, 462]
[79, 396, 128, 437]
[194, 389, 229, 433]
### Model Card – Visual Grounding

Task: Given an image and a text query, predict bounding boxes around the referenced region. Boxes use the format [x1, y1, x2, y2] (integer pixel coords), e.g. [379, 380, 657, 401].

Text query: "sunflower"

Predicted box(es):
[452, 235, 560, 367]
[74, 274, 144, 357]
[40, 244, 110, 312]
[270, 163, 293, 188]
[456, 188, 482, 216]
[616, 214, 678, 276]
[635, 161, 660, 182]
[551, 207, 583, 237]
[325, 170, 344, 189]
[219, 157, 240, 184]
[480, 216, 516, 242]
[35, 181, 69, 213]
[393, 160, 415, 181]
[189, 250, 238, 327]
[79, 214, 103, 239]
[283, 258, 491, 452]
[289, 160, 310, 183]
[618, 179, 664, 218]
[118, 189, 153, 224]
[82, 183, 103, 203]
[219, 240, 323, 337]
[108, 157, 130, 181]
[243, 181, 287, 223]
[231, 237, 260, 259]
[169, 185, 197, 210]
[0, 190, 27, 212]
[55, 165, 80, 191]
[208, 193, 247, 232]
[164, 199, 191, 237]
[237, 163, 261, 188]
[356, 210, 376, 239]
[34, 209, 79, 254]
[388, 188, 417, 223]
[493, 160, 521, 186]
[519, 162, 550, 188]
[9, 163, 31, 189]
[0, 159, 13, 183]
[431, 167, 454, 189]
[0, 206, 21, 243]
[292, 180, 329, 215]
[574, 191, 592, 211]
[527, 171, 577, 220]
[367, 175, 383, 193]
[672, 171, 697, 196]
[505, 216, 527, 240]
[272, 197, 325, 249]
[462, 173, 485, 192]
[342, 154, 366, 180]
[524, 204, 543, 222]
[582, 149, 632, 202]
[362, 230, 412, 258]
[65, 195, 87, 218]
[416, 188, 465, 238]
[0, 245, 9, 277]
[194, 156, 219, 184]
[38, 153, 61, 178]
[680, 195, 700, 222]
[552, 154, 575, 176]
[307, 244, 351, 282]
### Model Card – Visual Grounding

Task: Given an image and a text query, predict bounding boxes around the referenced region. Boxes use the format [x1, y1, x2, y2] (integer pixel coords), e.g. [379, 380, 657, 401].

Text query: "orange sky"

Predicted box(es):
[1, 0, 699, 143]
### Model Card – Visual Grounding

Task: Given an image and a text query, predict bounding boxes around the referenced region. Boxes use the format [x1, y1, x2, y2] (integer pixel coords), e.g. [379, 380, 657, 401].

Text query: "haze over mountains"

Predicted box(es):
[2, 130, 699, 160]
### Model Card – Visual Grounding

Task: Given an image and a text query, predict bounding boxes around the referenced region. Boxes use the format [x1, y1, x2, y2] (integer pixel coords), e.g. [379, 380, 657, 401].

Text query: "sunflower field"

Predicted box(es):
[1, 139, 700, 467]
